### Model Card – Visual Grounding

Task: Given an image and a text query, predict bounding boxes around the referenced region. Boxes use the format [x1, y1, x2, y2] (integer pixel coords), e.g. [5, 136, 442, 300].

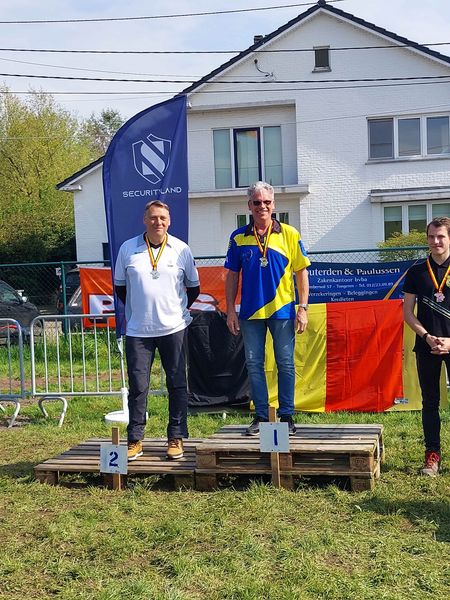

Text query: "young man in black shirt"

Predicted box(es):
[403, 217, 450, 476]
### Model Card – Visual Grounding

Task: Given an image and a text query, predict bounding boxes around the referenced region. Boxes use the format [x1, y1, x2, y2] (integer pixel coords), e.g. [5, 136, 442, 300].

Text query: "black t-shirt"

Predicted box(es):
[403, 255, 450, 353]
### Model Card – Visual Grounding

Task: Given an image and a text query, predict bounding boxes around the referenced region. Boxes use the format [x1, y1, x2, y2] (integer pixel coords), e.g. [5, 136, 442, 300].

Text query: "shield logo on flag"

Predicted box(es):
[132, 133, 171, 184]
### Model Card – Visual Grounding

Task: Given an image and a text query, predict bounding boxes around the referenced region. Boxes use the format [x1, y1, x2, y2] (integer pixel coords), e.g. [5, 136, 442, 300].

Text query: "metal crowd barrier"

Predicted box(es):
[29, 314, 165, 427]
[0, 318, 26, 428]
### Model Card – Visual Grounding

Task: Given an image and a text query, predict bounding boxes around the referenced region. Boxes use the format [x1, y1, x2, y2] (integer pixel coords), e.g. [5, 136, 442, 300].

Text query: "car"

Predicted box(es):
[0, 279, 41, 341]
[56, 267, 80, 314]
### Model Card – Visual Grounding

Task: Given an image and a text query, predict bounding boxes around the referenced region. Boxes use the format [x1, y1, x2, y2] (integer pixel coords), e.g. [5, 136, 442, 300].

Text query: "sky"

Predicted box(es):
[0, 0, 449, 122]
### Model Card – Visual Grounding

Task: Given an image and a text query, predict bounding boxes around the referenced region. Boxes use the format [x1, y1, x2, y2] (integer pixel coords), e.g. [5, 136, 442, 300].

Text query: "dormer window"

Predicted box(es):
[313, 46, 330, 72]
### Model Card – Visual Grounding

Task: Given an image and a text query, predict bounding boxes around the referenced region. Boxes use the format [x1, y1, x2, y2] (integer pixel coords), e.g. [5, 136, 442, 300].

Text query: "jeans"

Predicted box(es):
[415, 351, 449, 453]
[239, 318, 295, 421]
[125, 329, 189, 442]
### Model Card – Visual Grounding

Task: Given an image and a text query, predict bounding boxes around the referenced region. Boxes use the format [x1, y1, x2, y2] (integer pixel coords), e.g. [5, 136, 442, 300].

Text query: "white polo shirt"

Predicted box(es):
[114, 233, 199, 338]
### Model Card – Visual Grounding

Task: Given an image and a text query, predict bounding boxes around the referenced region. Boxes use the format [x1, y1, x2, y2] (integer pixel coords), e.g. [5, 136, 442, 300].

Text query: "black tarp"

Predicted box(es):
[187, 310, 250, 408]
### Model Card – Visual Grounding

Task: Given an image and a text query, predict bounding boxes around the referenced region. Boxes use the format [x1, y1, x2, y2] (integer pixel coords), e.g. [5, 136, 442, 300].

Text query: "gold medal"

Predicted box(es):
[253, 222, 272, 268]
[145, 233, 167, 279]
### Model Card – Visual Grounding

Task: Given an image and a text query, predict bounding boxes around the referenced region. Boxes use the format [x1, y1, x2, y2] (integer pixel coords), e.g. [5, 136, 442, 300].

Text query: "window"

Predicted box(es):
[263, 127, 282, 186]
[0, 282, 20, 304]
[236, 214, 247, 228]
[384, 206, 402, 239]
[427, 117, 450, 154]
[432, 203, 450, 218]
[383, 202, 450, 239]
[398, 118, 420, 157]
[213, 129, 232, 188]
[213, 126, 283, 189]
[368, 115, 450, 160]
[369, 119, 393, 159]
[313, 47, 330, 71]
[234, 129, 260, 188]
[102, 242, 111, 263]
[236, 212, 290, 228]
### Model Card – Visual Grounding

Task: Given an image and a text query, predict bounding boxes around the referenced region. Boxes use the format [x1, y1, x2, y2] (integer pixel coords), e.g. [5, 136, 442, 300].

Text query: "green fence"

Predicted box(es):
[0, 247, 428, 311]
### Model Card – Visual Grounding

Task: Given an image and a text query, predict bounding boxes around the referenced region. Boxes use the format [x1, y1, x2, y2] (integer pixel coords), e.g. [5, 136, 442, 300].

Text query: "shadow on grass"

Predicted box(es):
[359, 496, 450, 543]
[0, 461, 36, 480]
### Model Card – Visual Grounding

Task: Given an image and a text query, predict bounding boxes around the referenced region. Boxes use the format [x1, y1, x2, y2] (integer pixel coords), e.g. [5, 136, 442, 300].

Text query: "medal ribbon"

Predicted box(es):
[253, 221, 273, 261]
[144, 233, 167, 273]
[426, 258, 450, 295]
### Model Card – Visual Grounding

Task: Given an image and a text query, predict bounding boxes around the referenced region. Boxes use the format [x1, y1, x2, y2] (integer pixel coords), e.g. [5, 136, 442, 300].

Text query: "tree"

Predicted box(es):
[0, 87, 93, 263]
[80, 108, 124, 157]
[377, 230, 427, 261]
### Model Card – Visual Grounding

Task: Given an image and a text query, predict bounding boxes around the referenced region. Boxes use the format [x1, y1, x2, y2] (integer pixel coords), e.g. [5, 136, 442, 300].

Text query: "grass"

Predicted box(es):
[0, 396, 449, 600]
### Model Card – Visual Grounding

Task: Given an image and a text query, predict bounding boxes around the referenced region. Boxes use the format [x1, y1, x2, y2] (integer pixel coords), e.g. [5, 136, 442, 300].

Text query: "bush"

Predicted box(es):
[377, 230, 427, 261]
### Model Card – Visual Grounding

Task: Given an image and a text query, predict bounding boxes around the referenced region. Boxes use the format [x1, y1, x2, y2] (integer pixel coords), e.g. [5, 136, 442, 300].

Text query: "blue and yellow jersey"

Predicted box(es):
[224, 220, 310, 320]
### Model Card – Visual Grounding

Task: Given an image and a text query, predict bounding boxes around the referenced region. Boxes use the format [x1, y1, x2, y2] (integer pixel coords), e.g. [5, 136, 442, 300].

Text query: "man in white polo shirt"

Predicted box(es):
[114, 200, 200, 461]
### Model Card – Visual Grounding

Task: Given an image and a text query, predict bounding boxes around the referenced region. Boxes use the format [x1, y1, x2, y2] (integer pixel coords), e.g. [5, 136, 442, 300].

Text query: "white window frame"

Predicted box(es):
[213, 125, 283, 189]
[383, 201, 450, 239]
[368, 113, 450, 161]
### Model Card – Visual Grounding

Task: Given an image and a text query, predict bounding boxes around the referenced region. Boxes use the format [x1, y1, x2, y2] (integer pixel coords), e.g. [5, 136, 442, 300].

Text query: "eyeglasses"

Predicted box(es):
[252, 200, 272, 206]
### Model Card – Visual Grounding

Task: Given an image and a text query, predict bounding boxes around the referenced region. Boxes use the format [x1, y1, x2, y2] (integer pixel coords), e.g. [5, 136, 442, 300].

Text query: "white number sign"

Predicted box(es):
[259, 422, 290, 453]
[100, 443, 128, 474]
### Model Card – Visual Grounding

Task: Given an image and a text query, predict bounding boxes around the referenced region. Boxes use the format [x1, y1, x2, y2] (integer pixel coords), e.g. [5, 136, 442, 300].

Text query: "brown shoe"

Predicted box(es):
[167, 438, 184, 460]
[127, 440, 143, 462]
[420, 450, 441, 477]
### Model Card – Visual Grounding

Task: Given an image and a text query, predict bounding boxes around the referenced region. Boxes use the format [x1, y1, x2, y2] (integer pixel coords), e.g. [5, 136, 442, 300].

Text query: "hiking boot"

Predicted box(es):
[167, 438, 184, 460]
[280, 414, 297, 436]
[246, 416, 268, 436]
[127, 440, 143, 462]
[420, 450, 441, 477]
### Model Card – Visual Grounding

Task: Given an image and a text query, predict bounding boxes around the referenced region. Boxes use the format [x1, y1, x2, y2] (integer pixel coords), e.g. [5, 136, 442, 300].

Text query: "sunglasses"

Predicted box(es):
[252, 200, 272, 206]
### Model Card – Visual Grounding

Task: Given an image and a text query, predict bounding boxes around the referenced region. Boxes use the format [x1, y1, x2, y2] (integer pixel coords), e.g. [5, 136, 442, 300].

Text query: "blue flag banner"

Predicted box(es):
[309, 260, 417, 304]
[103, 95, 188, 335]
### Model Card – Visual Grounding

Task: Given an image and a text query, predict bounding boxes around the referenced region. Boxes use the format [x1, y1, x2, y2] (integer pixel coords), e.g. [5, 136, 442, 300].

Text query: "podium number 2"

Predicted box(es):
[109, 451, 119, 467]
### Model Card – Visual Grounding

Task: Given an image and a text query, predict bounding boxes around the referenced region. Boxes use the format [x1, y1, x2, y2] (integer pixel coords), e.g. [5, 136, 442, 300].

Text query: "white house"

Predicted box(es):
[58, 0, 450, 261]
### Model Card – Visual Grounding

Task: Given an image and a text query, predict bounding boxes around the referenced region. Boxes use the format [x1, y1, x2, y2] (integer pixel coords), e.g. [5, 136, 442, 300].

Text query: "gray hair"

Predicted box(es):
[247, 181, 274, 201]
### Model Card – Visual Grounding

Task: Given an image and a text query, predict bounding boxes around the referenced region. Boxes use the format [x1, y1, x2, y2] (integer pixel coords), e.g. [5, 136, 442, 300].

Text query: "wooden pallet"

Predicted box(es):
[34, 424, 384, 492]
[195, 424, 384, 492]
[34, 438, 201, 489]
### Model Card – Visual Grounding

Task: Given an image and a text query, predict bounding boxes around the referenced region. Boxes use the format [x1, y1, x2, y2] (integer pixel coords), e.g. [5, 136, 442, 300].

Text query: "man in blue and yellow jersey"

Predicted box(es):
[225, 181, 310, 436]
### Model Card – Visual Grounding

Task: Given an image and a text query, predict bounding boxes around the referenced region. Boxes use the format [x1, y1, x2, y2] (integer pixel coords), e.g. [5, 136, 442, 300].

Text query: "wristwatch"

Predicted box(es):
[298, 303, 309, 311]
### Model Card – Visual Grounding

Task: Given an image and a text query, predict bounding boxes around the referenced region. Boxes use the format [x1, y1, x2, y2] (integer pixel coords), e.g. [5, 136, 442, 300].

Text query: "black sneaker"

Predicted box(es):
[280, 415, 297, 436]
[246, 416, 267, 436]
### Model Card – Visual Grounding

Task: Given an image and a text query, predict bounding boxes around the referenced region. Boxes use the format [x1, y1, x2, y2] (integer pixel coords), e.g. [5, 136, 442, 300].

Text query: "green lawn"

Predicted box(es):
[0, 397, 449, 600]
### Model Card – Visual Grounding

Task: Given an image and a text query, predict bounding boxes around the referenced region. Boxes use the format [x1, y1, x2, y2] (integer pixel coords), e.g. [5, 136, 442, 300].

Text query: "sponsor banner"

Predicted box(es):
[309, 260, 416, 303]
[103, 95, 188, 335]
[79, 267, 115, 328]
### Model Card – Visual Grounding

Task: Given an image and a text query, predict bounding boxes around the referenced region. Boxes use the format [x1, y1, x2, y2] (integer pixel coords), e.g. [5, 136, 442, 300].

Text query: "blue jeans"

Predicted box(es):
[239, 319, 295, 420]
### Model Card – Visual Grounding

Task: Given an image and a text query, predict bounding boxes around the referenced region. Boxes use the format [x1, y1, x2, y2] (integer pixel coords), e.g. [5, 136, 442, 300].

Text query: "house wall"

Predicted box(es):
[73, 166, 107, 261]
[70, 8, 450, 260]
[186, 11, 450, 251]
